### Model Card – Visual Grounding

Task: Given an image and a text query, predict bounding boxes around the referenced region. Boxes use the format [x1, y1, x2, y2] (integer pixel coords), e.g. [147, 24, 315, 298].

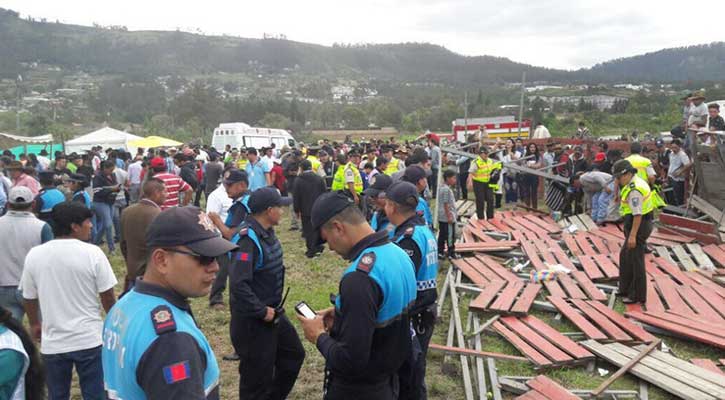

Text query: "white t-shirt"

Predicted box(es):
[20, 239, 117, 354]
[206, 184, 233, 221]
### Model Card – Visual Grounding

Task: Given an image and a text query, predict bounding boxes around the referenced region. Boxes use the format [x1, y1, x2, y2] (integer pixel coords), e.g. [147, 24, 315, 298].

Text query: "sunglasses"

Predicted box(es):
[163, 248, 216, 266]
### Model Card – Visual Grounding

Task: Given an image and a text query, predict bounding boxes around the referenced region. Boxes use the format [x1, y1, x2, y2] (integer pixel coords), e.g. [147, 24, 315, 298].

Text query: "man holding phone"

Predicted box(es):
[298, 192, 417, 399]
[228, 187, 305, 399]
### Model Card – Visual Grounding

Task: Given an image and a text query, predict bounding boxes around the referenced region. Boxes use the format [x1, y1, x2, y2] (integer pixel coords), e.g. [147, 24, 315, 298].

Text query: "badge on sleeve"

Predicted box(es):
[404, 226, 414, 237]
[163, 361, 191, 384]
[151, 305, 176, 335]
[357, 252, 376, 273]
[631, 197, 640, 207]
[237, 252, 250, 261]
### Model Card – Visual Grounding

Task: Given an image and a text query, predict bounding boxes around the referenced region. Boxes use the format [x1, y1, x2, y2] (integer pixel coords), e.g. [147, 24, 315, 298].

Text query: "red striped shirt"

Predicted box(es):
[154, 173, 192, 210]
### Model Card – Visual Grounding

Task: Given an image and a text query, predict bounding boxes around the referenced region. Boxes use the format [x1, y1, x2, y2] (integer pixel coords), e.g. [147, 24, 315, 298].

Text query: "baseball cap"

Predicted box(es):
[403, 165, 426, 184]
[247, 187, 292, 214]
[363, 174, 392, 198]
[612, 159, 634, 177]
[150, 157, 166, 169]
[223, 169, 248, 185]
[384, 181, 419, 207]
[594, 153, 606, 162]
[146, 206, 238, 258]
[68, 173, 88, 183]
[8, 186, 34, 205]
[311, 191, 355, 232]
[655, 138, 664, 148]
[573, 146, 583, 153]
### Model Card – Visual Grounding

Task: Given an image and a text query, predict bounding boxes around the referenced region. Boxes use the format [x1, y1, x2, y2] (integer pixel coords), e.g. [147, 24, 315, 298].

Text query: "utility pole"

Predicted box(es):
[463, 91, 468, 142]
[517, 71, 526, 138]
[15, 75, 22, 132]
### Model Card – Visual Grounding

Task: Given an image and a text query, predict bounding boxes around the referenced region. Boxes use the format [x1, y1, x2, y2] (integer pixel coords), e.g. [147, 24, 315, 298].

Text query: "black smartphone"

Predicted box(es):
[295, 301, 317, 319]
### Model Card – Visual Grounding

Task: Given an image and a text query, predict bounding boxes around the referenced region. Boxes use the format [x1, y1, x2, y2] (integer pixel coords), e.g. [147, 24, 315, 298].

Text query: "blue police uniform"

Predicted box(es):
[35, 187, 65, 222]
[392, 215, 439, 400]
[317, 231, 417, 399]
[415, 196, 433, 228]
[225, 193, 250, 228]
[72, 190, 92, 209]
[370, 210, 394, 239]
[102, 280, 220, 400]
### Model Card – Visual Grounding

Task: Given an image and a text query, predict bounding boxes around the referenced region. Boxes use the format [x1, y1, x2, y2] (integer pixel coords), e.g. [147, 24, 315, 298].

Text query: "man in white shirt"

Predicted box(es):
[206, 183, 233, 309]
[532, 122, 551, 139]
[21, 201, 117, 399]
[667, 139, 691, 206]
[126, 156, 143, 203]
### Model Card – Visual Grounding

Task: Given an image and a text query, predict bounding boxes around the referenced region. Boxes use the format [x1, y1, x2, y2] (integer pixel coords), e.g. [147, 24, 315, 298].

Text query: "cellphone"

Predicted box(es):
[295, 301, 317, 319]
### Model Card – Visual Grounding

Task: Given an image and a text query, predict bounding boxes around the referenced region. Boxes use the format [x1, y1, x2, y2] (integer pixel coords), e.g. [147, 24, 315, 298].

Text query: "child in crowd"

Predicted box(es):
[437, 169, 458, 259]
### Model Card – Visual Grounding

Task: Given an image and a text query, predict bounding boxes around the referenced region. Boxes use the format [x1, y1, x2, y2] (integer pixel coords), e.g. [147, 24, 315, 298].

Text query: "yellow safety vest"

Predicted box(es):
[620, 175, 655, 216]
[332, 162, 363, 193]
[472, 157, 495, 183]
[384, 158, 400, 175]
[307, 156, 321, 173]
[488, 162, 503, 190]
[236, 159, 248, 170]
[625, 154, 652, 182]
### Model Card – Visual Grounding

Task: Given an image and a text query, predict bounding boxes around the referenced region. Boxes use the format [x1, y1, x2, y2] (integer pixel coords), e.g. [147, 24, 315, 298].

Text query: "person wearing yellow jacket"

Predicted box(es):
[466, 146, 498, 220]
[625, 142, 666, 209]
[613, 159, 654, 304]
[331, 153, 363, 205]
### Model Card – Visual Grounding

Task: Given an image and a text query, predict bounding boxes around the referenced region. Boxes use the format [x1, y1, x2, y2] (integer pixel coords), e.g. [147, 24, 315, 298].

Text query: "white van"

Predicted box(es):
[211, 122, 297, 151]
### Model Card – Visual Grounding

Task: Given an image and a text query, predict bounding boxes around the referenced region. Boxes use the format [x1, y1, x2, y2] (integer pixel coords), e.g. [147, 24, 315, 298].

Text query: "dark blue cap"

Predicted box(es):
[363, 174, 392, 198]
[247, 187, 292, 214]
[311, 191, 355, 231]
[402, 165, 426, 184]
[146, 206, 238, 257]
[223, 169, 248, 185]
[384, 181, 419, 207]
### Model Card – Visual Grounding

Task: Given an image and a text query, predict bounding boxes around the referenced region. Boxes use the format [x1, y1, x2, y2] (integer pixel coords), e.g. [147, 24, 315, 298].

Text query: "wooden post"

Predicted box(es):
[449, 277, 475, 399]
[591, 339, 660, 396]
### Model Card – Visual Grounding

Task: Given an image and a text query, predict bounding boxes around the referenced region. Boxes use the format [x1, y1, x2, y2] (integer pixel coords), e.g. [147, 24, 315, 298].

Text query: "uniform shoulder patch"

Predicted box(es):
[416, 210, 424, 217]
[404, 226, 415, 237]
[356, 252, 376, 274]
[163, 361, 191, 384]
[151, 305, 176, 335]
[628, 182, 636, 189]
[238, 227, 249, 236]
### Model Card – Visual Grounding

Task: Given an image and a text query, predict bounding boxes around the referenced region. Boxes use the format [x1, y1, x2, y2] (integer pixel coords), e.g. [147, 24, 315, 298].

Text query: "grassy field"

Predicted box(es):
[96, 208, 725, 400]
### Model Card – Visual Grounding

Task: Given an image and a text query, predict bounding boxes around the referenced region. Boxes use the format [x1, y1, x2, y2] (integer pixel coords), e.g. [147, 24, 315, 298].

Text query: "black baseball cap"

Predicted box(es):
[311, 191, 355, 232]
[146, 206, 238, 257]
[384, 181, 419, 207]
[223, 169, 248, 185]
[403, 165, 426, 184]
[68, 173, 89, 184]
[363, 174, 392, 198]
[247, 187, 292, 214]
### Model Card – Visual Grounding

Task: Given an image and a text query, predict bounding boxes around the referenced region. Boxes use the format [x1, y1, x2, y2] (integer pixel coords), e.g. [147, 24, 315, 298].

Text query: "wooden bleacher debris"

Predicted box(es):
[691, 358, 725, 376]
[514, 375, 582, 400]
[590, 339, 660, 397]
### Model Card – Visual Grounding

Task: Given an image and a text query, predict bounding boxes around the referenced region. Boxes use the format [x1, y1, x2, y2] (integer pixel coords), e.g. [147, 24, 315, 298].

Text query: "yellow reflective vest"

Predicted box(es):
[471, 157, 495, 183]
[384, 158, 401, 175]
[307, 156, 321, 173]
[625, 154, 652, 182]
[331, 162, 363, 193]
[620, 175, 655, 216]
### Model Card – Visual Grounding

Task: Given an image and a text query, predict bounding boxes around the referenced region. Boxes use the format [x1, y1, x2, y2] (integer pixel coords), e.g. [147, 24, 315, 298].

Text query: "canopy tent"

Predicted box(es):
[127, 135, 182, 149]
[65, 127, 142, 154]
[8, 144, 65, 159]
[0, 132, 54, 143]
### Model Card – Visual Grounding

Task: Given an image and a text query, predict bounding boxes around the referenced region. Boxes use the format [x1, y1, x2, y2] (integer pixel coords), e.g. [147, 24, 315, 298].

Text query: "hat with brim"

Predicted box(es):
[362, 174, 392, 198]
[690, 92, 706, 101]
[186, 235, 239, 258]
[311, 192, 356, 244]
[247, 187, 293, 214]
[146, 207, 238, 258]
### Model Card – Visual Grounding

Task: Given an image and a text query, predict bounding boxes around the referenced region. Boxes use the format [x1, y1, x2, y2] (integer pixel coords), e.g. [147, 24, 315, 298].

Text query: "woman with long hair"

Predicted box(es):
[522, 143, 543, 209]
[0, 306, 45, 400]
[500, 139, 519, 204]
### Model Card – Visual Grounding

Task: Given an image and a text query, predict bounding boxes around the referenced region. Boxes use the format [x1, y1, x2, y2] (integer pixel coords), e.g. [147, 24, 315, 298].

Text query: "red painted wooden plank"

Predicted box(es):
[476, 255, 521, 283]
[695, 284, 725, 318]
[562, 234, 583, 257]
[600, 224, 626, 239]
[690, 359, 725, 376]
[586, 300, 657, 343]
[588, 234, 609, 254]
[551, 246, 577, 270]
[461, 226, 475, 244]
[469, 280, 507, 311]
[464, 256, 505, 282]
[571, 271, 607, 301]
[578, 255, 605, 281]
[515, 391, 549, 400]
[490, 281, 525, 312]
[557, 274, 588, 300]
[660, 225, 718, 245]
[469, 227, 496, 243]
[513, 216, 551, 238]
[592, 254, 620, 279]
[588, 228, 624, 244]
[527, 375, 581, 400]
[703, 244, 725, 267]
[510, 283, 542, 315]
[646, 311, 725, 338]
[574, 234, 597, 256]
[625, 303, 644, 313]
[676, 285, 725, 323]
[510, 230, 525, 242]
[659, 213, 718, 235]
[543, 280, 567, 299]
[570, 299, 633, 342]
[501, 317, 574, 364]
[523, 214, 561, 234]
[522, 240, 547, 271]
[488, 218, 511, 232]
[521, 315, 594, 360]
[625, 311, 725, 349]
[451, 258, 488, 286]
[547, 296, 608, 340]
[645, 279, 665, 313]
[645, 255, 664, 278]
[476, 219, 498, 231]
[651, 256, 697, 286]
[492, 321, 552, 367]
[697, 277, 725, 299]
[504, 218, 539, 239]
[654, 275, 692, 314]
[533, 239, 558, 266]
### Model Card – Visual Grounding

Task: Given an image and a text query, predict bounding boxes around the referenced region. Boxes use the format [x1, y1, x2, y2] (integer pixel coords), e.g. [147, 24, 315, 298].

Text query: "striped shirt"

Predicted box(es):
[154, 172, 191, 210]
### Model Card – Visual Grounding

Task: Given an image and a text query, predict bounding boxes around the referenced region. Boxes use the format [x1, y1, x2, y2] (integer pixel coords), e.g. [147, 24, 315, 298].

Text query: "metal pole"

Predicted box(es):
[463, 91, 468, 143]
[15, 75, 21, 133]
[517, 71, 526, 139]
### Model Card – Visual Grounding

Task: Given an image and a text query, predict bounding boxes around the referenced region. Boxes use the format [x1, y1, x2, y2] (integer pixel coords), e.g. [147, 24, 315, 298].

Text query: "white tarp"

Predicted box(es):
[0, 132, 53, 143]
[65, 127, 142, 154]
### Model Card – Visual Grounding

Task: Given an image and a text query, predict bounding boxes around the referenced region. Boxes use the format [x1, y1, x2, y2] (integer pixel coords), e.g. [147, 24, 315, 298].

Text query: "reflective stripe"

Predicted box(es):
[384, 158, 400, 175]
[620, 175, 654, 216]
[626, 154, 652, 182]
[417, 279, 437, 291]
[472, 157, 494, 182]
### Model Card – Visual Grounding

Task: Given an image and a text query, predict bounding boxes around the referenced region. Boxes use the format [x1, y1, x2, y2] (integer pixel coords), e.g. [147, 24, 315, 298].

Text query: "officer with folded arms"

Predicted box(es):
[385, 181, 439, 400]
[298, 192, 417, 399]
[101, 207, 238, 399]
[228, 187, 305, 399]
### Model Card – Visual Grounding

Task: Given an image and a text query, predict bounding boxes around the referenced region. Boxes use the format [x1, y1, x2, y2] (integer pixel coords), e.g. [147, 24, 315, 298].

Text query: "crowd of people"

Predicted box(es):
[0, 105, 721, 399]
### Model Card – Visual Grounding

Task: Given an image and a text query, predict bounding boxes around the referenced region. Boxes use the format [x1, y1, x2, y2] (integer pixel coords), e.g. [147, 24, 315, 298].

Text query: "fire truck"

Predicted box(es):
[448, 116, 531, 142]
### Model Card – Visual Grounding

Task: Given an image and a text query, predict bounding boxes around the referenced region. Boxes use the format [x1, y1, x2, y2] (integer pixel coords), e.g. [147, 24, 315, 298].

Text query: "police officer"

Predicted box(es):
[331, 153, 363, 205]
[466, 146, 498, 220]
[102, 206, 237, 399]
[612, 159, 654, 304]
[34, 171, 65, 223]
[298, 192, 417, 399]
[385, 181, 439, 400]
[401, 165, 433, 229]
[625, 142, 665, 208]
[208, 169, 250, 240]
[228, 187, 305, 399]
[364, 174, 394, 237]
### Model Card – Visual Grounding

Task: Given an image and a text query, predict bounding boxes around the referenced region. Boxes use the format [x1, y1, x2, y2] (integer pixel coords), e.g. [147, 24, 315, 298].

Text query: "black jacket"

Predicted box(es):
[92, 173, 118, 204]
[293, 171, 327, 217]
[179, 162, 199, 190]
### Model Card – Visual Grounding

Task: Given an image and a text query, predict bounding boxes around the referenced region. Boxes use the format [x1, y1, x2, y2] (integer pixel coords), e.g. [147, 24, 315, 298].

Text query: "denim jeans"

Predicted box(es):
[0, 286, 23, 321]
[112, 204, 123, 243]
[591, 185, 614, 223]
[43, 345, 104, 400]
[92, 202, 114, 252]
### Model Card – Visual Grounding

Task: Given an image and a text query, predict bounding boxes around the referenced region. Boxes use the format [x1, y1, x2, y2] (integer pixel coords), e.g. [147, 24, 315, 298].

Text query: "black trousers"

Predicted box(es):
[398, 316, 435, 400]
[209, 253, 230, 305]
[669, 178, 685, 206]
[427, 169, 438, 198]
[437, 222, 456, 256]
[458, 172, 469, 200]
[231, 313, 305, 400]
[301, 215, 323, 257]
[325, 377, 398, 400]
[618, 215, 653, 303]
[472, 180, 494, 219]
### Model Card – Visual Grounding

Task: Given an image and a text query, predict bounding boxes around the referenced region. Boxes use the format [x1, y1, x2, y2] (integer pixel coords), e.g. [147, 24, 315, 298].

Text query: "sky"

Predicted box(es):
[3, 0, 724, 70]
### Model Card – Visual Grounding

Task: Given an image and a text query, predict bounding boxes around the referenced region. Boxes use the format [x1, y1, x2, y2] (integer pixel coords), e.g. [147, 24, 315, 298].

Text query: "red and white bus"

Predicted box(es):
[448, 116, 531, 142]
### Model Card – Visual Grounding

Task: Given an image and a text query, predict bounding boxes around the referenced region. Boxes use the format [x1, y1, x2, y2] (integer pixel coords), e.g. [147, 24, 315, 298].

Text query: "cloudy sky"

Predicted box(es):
[4, 0, 724, 70]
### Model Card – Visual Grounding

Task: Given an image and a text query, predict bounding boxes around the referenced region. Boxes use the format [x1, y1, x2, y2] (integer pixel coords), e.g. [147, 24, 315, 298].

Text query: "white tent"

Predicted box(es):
[0, 132, 54, 143]
[65, 127, 142, 154]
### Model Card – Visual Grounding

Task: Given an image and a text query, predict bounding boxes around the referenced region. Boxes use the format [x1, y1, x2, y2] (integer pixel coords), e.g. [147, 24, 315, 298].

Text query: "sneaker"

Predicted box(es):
[222, 353, 240, 361]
